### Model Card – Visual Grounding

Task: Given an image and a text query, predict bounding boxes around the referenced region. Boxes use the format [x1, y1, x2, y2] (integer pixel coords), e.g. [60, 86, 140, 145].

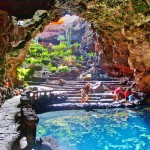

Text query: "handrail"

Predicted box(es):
[27, 90, 54, 101]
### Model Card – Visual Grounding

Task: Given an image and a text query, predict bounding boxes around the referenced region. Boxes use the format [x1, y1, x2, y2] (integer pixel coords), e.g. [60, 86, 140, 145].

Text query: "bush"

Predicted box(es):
[50, 67, 57, 73]
[17, 67, 30, 81]
[23, 82, 29, 87]
[51, 42, 67, 51]
[25, 57, 42, 64]
[88, 52, 94, 57]
[65, 49, 72, 56]
[47, 64, 52, 69]
[73, 42, 80, 48]
[29, 42, 48, 56]
[57, 65, 70, 73]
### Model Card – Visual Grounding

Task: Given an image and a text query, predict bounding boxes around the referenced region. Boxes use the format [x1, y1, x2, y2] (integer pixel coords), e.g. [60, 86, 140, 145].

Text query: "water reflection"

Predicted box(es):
[37, 108, 150, 150]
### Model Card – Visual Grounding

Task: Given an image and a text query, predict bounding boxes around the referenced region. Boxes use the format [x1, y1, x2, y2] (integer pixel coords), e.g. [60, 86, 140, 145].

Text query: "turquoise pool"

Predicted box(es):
[37, 108, 150, 150]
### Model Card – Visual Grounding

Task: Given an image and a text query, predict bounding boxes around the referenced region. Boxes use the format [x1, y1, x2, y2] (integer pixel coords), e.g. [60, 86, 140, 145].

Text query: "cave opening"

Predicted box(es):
[0, 1, 150, 150]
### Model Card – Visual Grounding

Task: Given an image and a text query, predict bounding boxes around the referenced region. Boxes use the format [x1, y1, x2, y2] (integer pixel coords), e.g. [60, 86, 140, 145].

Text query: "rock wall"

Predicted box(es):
[0, 10, 13, 79]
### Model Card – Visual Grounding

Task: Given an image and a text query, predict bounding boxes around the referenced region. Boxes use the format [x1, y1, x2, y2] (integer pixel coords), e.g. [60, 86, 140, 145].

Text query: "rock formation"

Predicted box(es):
[0, 0, 150, 93]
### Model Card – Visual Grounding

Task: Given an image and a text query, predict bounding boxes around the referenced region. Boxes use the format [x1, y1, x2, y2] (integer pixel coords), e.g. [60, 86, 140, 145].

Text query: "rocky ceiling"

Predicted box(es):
[0, 0, 150, 93]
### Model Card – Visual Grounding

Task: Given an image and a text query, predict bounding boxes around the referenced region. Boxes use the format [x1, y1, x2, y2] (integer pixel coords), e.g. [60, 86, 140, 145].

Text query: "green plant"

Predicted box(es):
[17, 67, 30, 81]
[26, 57, 42, 64]
[41, 51, 50, 58]
[72, 56, 77, 62]
[23, 82, 29, 87]
[79, 55, 84, 61]
[65, 49, 72, 56]
[73, 42, 81, 48]
[50, 67, 57, 73]
[57, 65, 70, 73]
[75, 63, 82, 67]
[57, 35, 65, 41]
[47, 64, 52, 69]
[63, 56, 70, 62]
[29, 42, 48, 56]
[88, 52, 94, 57]
[51, 42, 67, 52]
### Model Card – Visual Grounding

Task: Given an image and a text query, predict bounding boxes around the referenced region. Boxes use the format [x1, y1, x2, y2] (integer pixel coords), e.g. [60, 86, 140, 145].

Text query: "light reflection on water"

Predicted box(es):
[37, 108, 150, 150]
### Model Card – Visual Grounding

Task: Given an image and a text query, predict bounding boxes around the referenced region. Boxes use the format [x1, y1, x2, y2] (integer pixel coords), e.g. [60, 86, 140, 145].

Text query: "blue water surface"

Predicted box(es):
[37, 108, 150, 150]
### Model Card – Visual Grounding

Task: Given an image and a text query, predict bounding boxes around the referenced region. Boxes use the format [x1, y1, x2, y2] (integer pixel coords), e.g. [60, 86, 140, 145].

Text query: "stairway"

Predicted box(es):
[36, 68, 141, 112]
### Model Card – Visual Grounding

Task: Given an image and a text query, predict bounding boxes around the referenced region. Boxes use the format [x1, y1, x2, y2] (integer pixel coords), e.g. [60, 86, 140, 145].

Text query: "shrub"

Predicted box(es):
[29, 42, 48, 56]
[26, 57, 42, 64]
[73, 42, 80, 48]
[17, 67, 30, 81]
[50, 67, 57, 73]
[88, 52, 94, 57]
[51, 42, 67, 51]
[79, 55, 84, 61]
[41, 51, 50, 58]
[23, 82, 29, 87]
[47, 64, 52, 69]
[65, 49, 72, 56]
[57, 65, 70, 73]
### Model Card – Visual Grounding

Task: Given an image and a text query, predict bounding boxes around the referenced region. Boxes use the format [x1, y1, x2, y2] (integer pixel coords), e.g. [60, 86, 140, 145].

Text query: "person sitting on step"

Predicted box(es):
[124, 88, 132, 103]
[114, 86, 124, 101]
[58, 79, 65, 88]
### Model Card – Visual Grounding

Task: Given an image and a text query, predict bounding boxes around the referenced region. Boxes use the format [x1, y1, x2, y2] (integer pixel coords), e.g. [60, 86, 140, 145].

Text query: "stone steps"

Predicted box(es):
[52, 88, 81, 91]
[31, 67, 142, 113]
[47, 85, 83, 89]
[36, 101, 135, 113]
[65, 99, 114, 103]
[46, 80, 121, 84]
[66, 96, 113, 100]
[48, 77, 76, 80]
[67, 93, 114, 97]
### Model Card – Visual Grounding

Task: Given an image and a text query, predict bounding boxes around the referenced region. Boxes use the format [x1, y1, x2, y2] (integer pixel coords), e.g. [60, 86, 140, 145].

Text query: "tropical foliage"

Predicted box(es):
[57, 65, 70, 73]
[17, 40, 83, 82]
[17, 67, 30, 80]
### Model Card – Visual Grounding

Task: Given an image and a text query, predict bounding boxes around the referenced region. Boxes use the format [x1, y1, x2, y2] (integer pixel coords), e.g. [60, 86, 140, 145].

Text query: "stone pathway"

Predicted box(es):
[0, 96, 20, 150]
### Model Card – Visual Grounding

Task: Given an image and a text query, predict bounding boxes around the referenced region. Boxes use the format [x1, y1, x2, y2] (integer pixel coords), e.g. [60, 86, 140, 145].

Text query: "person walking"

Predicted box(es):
[83, 83, 92, 102]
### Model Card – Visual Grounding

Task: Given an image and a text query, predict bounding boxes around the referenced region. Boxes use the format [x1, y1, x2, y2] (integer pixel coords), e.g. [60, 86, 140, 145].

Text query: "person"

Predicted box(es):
[114, 86, 124, 101]
[4, 77, 13, 88]
[124, 88, 132, 102]
[129, 93, 135, 103]
[83, 83, 92, 101]
[80, 88, 85, 103]
[58, 79, 65, 87]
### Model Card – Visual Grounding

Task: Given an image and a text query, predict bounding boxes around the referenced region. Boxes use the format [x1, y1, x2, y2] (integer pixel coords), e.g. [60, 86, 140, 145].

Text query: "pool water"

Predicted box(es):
[37, 108, 150, 150]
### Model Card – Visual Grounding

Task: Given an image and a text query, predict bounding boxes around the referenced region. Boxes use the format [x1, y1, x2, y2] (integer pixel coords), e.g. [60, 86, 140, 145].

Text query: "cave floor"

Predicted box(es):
[0, 96, 20, 150]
